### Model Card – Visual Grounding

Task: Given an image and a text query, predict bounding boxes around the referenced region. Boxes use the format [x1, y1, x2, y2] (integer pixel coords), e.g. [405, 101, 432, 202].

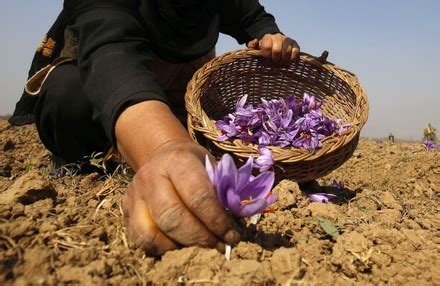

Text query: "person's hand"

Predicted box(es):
[247, 33, 300, 66]
[121, 141, 241, 255]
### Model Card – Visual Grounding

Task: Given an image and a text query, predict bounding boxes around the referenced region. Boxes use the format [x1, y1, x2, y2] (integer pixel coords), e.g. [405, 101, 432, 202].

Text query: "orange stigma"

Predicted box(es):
[240, 196, 253, 205]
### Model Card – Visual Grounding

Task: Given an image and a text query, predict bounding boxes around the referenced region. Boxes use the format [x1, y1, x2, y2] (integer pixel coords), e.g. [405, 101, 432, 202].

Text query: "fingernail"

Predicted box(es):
[215, 241, 226, 253]
[224, 229, 241, 245]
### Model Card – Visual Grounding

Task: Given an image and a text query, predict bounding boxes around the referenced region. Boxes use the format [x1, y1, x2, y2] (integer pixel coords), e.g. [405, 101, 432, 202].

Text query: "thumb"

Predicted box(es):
[247, 38, 259, 49]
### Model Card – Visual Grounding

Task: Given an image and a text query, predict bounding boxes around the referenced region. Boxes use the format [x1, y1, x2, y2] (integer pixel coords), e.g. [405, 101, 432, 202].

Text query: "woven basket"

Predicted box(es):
[185, 49, 368, 183]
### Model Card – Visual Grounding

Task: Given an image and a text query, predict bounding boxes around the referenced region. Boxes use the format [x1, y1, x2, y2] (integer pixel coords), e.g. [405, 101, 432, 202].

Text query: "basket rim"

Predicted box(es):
[185, 48, 369, 162]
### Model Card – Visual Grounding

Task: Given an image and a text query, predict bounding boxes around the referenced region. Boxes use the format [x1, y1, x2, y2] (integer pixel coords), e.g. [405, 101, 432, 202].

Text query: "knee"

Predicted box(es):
[39, 63, 91, 121]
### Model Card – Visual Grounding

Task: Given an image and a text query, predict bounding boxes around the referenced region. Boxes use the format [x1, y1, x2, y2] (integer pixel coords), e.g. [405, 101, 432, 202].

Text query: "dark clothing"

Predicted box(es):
[35, 51, 215, 162]
[35, 63, 111, 162]
[11, 0, 281, 162]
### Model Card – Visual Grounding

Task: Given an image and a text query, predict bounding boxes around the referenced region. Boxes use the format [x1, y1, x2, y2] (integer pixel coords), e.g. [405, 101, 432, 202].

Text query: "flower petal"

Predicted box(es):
[237, 156, 253, 191]
[204, 155, 215, 184]
[254, 147, 274, 172]
[236, 94, 248, 109]
[241, 171, 275, 200]
[226, 188, 242, 216]
[265, 193, 278, 205]
[217, 154, 238, 187]
[308, 193, 337, 203]
[237, 199, 268, 217]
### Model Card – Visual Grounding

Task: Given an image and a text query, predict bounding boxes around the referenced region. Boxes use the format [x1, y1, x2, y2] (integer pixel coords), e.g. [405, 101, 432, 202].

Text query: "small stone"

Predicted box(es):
[353, 152, 362, 158]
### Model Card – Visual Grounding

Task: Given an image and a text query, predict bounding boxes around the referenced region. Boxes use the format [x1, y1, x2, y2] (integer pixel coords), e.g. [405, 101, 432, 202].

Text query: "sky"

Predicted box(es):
[1, 0, 439, 140]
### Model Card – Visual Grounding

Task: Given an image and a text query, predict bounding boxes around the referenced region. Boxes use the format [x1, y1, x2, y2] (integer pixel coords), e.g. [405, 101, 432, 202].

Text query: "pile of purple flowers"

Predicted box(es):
[216, 93, 348, 152]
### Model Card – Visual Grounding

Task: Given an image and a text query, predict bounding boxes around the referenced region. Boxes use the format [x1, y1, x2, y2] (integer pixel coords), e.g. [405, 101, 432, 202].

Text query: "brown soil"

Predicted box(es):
[1, 120, 439, 285]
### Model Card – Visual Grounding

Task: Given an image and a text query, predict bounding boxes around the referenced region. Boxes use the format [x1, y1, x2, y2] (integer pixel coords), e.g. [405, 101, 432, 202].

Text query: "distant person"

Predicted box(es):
[388, 133, 395, 143]
[423, 123, 437, 143]
[8, 0, 300, 255]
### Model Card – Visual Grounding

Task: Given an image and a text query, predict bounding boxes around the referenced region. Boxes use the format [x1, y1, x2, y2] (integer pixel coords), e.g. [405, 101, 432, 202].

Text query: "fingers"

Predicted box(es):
[258, 33, 301, 66]
[259, 35, 273, 64]
[270, 36, 283, 66]
[247, 38, 259, 49]
[168, 155, 241, 246]
[122, 190, 178, 256]
[122, 142, 243, 255]
[138, 170, 219, 248]
[279, 40, 293, 66]
[289, 40, 301, 63]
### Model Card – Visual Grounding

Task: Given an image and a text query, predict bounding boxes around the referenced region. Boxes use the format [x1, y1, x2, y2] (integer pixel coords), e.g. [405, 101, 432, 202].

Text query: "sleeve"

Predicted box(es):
[219, 0, 282, 44]
[66, 0, 169, 146]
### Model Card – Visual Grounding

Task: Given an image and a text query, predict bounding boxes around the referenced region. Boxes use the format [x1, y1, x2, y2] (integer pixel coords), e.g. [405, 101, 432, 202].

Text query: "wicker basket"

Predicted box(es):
[185, 49, 368, 183]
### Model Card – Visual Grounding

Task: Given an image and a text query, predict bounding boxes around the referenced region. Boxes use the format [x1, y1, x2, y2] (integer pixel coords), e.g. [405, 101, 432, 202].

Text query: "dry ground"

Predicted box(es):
[1, 120, 439, 285]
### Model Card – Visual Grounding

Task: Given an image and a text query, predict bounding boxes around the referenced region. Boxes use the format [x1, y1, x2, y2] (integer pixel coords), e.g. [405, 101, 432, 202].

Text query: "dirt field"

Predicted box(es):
[1, 119, 439, 285]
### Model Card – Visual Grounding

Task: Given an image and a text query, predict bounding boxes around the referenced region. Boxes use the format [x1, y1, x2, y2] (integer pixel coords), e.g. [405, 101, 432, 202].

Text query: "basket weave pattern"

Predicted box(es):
[185, 49, 368, 182]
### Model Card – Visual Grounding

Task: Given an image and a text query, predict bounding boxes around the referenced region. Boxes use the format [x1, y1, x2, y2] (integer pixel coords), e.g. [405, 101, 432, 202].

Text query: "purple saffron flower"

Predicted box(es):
[254, 147, 275, 172]
[256, 130, 272, 145]
[332, 180, 344, 189]
[308, 193, 337, 203]
[205, 154, 277, 217]
[236, 94, 248, 109]
[303, 93, 322, 112]
[291, 130, 324, 152]
[423, 139, 440, 151]
[216, 118, 239, 142]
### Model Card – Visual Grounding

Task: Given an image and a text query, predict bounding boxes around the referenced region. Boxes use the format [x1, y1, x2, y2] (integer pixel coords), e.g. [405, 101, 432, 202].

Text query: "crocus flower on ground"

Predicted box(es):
[308, 193, 337, 203]
[205, 154, 277, 217]
[216, 93, 347, 152]
[423, 139, 440, 151]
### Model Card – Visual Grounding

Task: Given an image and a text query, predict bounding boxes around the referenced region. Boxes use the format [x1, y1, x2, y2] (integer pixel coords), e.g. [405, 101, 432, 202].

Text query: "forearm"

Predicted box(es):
[115, 100, 193, 171]
[71, 6, 169, 146]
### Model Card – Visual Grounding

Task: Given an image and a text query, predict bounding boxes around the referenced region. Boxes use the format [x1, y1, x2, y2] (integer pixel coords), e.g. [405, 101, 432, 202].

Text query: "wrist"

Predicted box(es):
[115, 100, 192, 171]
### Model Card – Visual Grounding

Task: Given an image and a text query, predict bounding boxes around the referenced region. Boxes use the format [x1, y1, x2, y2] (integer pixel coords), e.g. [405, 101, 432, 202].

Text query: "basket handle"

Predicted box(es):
[317, 50, 329, 63]
[243, 48, 330, 64]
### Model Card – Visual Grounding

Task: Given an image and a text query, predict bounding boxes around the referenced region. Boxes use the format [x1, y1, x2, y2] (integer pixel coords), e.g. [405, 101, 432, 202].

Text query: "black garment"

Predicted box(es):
[34, 63, 111, 162]
[12, 0, 281, 161]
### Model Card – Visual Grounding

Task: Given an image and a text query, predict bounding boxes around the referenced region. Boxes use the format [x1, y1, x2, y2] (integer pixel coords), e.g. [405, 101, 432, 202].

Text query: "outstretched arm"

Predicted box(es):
[68, 1, 240, 255]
